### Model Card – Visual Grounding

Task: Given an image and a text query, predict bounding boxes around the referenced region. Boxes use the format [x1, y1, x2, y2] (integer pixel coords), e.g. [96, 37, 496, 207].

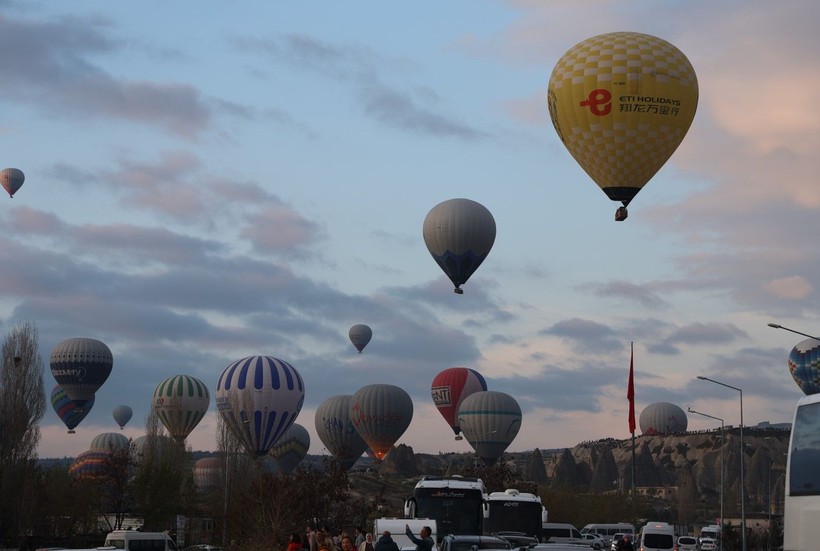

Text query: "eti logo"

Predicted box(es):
[580, 89, 612, 116]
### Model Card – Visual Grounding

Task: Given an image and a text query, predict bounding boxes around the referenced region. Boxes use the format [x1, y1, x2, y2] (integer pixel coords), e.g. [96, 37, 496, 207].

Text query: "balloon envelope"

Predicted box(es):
[349, 324, 373, 353]
[69, 449, 110, 481]
[431, 367, 488, 436]
[789, 338, 820, 395]
[269, 422, 310, 474]
[193, 456, 224, 491]
[51, 384, 94, 433]
[90, 431, 130, 452]
[131, 434, 177, 466]
[216, 356, 305, 456]
[0, 168, 24, 197]
[49, 337, 113, 409]
[639, 402, 688, 435]
[315, 394, 369, 470]
[458, 390, 521, 465]
[153, 374, 210, 442]
[422, 198, 496, 294]
[547, 32, 698, 215]
[112, 405, 133, 429]
[350, 384, 413, 460]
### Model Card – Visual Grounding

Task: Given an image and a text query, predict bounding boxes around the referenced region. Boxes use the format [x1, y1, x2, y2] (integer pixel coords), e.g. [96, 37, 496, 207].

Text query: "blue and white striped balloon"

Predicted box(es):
[216, 356, 305, 456]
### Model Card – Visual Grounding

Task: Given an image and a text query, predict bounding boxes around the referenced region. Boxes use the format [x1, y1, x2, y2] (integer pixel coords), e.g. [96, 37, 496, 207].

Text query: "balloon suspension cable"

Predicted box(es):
[615, 206, 628, 221]
[454, 287, 464, 295]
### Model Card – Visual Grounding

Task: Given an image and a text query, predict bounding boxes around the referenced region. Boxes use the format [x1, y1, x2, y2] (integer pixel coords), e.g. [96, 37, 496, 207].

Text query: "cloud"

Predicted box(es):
[540, 317, 623, 354]
[0, 14, 212, 137]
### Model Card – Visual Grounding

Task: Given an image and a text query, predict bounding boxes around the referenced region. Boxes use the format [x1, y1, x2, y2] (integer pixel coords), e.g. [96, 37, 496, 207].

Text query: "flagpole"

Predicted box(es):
[628, 342, 636, 521]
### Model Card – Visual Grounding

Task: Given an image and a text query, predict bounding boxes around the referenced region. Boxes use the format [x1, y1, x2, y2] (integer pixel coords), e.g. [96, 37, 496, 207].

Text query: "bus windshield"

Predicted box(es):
[415, 488, 484, 535]
[485, 501, 542, 537]
[789, 399, 820, 496]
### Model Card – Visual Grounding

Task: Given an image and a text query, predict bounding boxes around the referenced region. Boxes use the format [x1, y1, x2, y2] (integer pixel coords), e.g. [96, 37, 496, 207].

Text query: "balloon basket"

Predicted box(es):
[454, 435, 463, 441]
[615, 207, 628, 221]
[454, 288, 464, 295]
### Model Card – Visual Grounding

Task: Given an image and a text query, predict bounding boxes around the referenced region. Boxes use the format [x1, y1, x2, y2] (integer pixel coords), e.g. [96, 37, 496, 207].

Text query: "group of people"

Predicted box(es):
[293, 524, 434, 551]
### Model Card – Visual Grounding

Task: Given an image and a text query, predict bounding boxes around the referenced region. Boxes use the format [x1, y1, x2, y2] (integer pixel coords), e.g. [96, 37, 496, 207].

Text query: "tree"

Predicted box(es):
[0, 321, 46, 548]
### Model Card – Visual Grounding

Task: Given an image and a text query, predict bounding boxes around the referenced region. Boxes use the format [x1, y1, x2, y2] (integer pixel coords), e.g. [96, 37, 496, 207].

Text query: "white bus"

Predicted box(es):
[404, 476, 488, 536]
[485, 489, 547, 540]
[785, 393, 820, 551]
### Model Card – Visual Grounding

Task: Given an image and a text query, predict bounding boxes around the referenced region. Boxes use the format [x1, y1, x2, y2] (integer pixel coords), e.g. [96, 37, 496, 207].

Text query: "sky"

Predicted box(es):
[1, 0, 819, 460]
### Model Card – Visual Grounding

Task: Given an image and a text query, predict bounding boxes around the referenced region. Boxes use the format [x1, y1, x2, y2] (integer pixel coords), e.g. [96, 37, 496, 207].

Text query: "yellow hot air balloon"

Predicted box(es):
[547, 32, 698, 221]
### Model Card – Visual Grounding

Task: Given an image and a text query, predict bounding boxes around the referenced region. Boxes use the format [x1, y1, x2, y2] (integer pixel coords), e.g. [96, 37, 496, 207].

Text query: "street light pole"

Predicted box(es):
[767, 323, 820, 341]
[688, 407, 724, 548]
[697, 376, 746, 551]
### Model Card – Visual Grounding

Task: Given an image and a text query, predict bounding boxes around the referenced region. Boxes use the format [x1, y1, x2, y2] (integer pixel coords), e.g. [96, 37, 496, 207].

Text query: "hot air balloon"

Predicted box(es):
[90, 431, 130, 452]
[51, 384, 94, 433]
[639, 402, 688, 435]
[112, 405, 133, 429]
[350, 384, 413, 461]
[457, 390, 521, 465]
[431, 367, 488, 440]
[269, 422, 310, 475]
[193, 456, 224, 491]
[216, 355, 305, 456]
[49, 337, 113, 410]
[349, 324, 373, 354]
[315, 394, 369, 470]
[153, 375, 210, 443]
[547, 32, 698, 221]
[788, 338, 820, 395]
[422, 198, 496, 294]
[69, 449, 110, 481]
[0, 168, 24, 198]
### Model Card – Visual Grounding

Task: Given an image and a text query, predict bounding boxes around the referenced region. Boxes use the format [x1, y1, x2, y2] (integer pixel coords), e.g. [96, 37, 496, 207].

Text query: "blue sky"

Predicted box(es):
[1, 0, 818, 459]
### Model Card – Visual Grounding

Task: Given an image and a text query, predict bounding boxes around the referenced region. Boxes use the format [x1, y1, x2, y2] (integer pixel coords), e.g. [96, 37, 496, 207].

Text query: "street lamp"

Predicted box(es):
[697, 376, 745, 551]
[767, 323, 820, 341]
[688, 407, 725, 548]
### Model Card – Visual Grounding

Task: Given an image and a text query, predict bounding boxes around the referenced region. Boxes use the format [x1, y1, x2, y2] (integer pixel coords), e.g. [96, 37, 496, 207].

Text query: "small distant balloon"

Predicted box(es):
[51, 384, 94, 433]
[349, 324, 373, 353]
[423, 198, 496, 294]
[112, 405, 133, 429]
[0, 168, 24, 198]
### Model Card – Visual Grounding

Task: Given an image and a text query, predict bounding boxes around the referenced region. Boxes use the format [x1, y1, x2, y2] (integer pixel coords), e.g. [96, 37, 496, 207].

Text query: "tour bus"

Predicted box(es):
[484, 489, 547, 541]
[784, 393, 820, 551]
[404, 476, 488, 535]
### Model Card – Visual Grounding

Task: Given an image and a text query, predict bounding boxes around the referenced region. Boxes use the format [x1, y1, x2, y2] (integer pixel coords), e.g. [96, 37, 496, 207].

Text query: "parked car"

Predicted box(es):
[699, 538, 717, 551]
[581, 534, 607, 550]
[439, 535, 512, 551]
[677, 536, 699, 551]
[495, 532, 539, 548]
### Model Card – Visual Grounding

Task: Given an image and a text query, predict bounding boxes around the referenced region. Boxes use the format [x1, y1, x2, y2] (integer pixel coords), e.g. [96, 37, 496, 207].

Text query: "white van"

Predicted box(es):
[638, 522, 674, 551]
[581, 524, 635, 539]
[541, 523, 583, 545]
[374, 518, 438, 550]
[104, 530, 178, 551]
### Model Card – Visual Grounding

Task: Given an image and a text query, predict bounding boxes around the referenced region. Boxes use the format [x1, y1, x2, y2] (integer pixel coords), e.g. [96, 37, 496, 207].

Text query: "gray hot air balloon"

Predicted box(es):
[457, 390, 522, 465]
[422, 198, 496, 294]
[112, 405, 133, 429]
[350, 384, 413, 461]
[315, 394, 369, 470]
[0, 168, 24, 198]
[50, 337, 113, 410]
[349, 324, 373, 353]
[269, 422, 310, 474]
[639, 402, 688, 435]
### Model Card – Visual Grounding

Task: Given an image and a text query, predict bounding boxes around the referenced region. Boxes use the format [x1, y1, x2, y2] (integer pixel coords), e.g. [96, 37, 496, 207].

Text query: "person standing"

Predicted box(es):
[355, 527, 366, 548]
[405, 525, 434, 551]
[358, 533, 375, 551]
[616, 534, 634, 551]
[375, 531, 400, 551]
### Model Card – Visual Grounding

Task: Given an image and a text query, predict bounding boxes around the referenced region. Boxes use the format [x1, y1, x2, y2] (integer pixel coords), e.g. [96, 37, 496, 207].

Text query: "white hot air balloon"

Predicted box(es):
[458, 390, 521, 465]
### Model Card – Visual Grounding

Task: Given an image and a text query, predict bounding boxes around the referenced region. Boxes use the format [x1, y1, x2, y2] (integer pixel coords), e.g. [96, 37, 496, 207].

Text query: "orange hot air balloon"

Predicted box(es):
[547, 32, 698, 221]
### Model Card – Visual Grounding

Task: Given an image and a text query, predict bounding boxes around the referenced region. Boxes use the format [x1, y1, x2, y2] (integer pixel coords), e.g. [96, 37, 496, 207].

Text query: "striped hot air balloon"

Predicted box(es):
[69, 449, 110, 481]
[458, 390, 521, 465]
[153, 375, 210, 443]
[90, 431, 130, 452]
[216, 356, 305, 456]
[49, 337, 113, 410]
[193, 456, 224, 491]
[51, 384, 94, 433]
[789, 338, 820, 395]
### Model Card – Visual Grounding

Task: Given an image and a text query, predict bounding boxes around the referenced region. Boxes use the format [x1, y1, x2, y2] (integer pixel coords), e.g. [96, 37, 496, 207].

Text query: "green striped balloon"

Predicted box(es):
[153, 374, 210, 442]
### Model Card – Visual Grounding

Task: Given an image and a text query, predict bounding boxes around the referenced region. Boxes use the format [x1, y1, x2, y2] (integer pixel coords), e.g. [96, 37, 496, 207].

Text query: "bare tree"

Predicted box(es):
[0, 321, 47, 547]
